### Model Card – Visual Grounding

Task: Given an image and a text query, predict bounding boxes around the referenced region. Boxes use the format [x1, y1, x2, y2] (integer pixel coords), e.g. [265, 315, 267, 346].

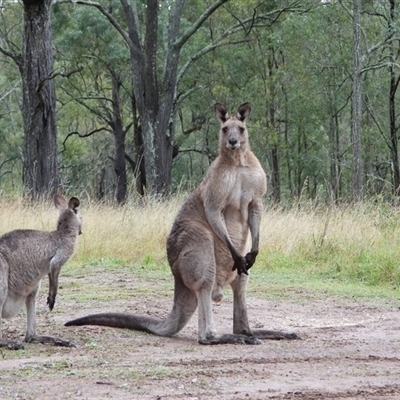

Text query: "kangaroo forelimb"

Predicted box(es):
[244, 250, 258, 270]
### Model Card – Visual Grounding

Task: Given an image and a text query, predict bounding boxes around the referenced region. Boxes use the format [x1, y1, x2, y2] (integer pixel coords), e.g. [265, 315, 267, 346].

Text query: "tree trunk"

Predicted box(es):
[351, 0, 363, 201]
[118, 0, 228, 196]
[388, 0, 400, 195]
[21, 0, 58, 199]
[267, 47, 281, 203]
[130, 90, 146, 196]
[111, 74, 127, 203]
[328, 90, 341, 203]
[120, 0, 175, 196]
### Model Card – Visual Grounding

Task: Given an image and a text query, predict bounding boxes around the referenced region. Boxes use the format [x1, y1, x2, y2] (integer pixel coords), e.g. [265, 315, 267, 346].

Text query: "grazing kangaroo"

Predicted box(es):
[66, 103, 299, 344]
[0, 194, 82, 350]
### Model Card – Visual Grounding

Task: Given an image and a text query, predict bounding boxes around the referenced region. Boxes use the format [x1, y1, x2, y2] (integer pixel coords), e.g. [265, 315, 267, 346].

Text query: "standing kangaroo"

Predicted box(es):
[66, 103, 298, 344]
[0, 194, 82, 350]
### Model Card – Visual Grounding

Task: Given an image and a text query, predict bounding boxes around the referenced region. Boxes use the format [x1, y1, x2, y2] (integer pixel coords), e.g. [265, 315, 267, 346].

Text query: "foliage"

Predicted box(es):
[1, 1, 400, 202]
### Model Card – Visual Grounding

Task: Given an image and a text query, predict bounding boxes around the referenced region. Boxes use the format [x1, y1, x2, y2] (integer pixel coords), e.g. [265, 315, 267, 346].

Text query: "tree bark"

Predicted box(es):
[388, 0, 400, 195]
[110, 74, 127, 203]
[352, 0, 363, 201]
[119, 0, 228, 196]
[21, 0, 59, 199]
[268, 49, 281, 203]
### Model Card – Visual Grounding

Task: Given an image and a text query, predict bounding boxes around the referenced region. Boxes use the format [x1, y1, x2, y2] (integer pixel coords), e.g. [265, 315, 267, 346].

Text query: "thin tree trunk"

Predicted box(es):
[268, 48, 280, 203]
[328, 90, 340, 203]
[111, 74, 127, 203]
[130, 90, 145, 196]
[21, 0, 58, 199]
[352, 0, 363, 201]
[388, 0, 400, 195]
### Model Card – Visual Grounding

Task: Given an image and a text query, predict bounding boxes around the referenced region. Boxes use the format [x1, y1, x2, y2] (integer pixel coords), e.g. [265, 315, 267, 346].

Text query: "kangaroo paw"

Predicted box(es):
[0, 340, 25, 350]
[26, 335, 76, 348]
[198, 334, 262, 345]
[252, 329, 301, 340]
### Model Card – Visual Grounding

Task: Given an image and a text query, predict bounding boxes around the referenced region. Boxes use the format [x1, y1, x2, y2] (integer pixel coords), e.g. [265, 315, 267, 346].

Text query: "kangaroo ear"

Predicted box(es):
[215, 103, 230, 123]
[68, 197, 80, 212]
[53, 194, 68, 211]
[236, 103, 251, 122]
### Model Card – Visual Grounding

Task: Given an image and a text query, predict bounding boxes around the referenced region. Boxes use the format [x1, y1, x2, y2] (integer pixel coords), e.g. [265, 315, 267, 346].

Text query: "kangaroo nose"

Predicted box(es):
[229, 138, 237, 146]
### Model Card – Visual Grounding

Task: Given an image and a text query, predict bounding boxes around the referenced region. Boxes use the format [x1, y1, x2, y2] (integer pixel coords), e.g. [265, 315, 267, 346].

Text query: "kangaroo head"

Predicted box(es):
[54, 194, 83, 235]
[215, 103, 251, 152]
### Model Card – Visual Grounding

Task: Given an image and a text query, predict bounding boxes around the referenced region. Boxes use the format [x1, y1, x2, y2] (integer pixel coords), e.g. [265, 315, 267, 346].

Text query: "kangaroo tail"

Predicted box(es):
[65, 276, 198, 337]
[65, 313, 173, 335]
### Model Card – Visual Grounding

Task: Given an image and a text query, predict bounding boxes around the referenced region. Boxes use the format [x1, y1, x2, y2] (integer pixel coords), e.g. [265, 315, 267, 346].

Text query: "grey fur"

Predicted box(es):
[0, 194, 82, 349]
[66, 104, 299, 344]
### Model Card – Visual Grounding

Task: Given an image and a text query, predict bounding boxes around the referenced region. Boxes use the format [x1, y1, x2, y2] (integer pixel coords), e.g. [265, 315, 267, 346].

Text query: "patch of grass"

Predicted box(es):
[145, 365, 182, 379]
[248, 266, 399, 303]
[1, 196, 400, 304]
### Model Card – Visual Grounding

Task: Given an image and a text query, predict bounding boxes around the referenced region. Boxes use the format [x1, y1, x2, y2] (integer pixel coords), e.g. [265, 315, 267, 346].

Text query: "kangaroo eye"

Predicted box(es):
[239, 127, 245, 134]
[222, 127, 228, 134]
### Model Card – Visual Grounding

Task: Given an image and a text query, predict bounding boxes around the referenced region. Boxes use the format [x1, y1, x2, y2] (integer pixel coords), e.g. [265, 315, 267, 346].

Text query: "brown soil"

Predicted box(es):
[0, 272, 399, 400]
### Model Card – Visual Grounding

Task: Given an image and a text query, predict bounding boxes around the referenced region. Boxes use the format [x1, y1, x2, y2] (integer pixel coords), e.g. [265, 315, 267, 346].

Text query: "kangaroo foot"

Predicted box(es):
[0, 339, 25, 350]
[26, 335, 76, 347]
[199, 334, 262, 345]
[252, 329, 301, 340]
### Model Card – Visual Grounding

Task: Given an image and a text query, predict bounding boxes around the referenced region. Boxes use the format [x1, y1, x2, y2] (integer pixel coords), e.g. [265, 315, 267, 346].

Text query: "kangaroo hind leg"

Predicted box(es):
[0, 272, 24, 350]
[177, 240, 219, 344]
[25, 285, 76, 347]
[158, 274, 198, 337]
[231, 276, 301, 341]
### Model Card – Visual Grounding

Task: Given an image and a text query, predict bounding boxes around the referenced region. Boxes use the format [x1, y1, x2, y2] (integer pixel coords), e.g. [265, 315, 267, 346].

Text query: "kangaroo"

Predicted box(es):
[66, 103, 299, 344]
[0, 194, 82, 350]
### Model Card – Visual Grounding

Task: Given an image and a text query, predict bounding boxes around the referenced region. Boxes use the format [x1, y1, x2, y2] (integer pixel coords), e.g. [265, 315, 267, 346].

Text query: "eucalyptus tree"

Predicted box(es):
[347, 0, 400, 197]
[0, 6, 23, 191]
[351, 0, 363, 201]
[53, 3, 137, 202]
[0, 0, 58, 199]
[249, 1, 355, 203]
[54, 0, 304, 196]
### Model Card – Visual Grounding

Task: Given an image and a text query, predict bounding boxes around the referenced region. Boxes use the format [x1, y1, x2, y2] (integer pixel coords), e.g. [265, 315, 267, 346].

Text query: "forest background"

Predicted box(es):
[1, 0, 399, 205]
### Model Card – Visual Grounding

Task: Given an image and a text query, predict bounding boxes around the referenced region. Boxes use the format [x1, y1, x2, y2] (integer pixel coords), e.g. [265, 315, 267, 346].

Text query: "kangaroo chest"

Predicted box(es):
[224, 166, 265, 212]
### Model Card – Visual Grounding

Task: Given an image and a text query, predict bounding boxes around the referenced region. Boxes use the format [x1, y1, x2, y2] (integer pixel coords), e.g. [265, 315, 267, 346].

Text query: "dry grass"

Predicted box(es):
[260, 205, 383, 256]
[0, 196, 399, 290]
[75, 198, 181, 265]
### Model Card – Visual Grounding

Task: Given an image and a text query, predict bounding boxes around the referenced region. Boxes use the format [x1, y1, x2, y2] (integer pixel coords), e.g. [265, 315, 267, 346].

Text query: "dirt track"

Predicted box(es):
[0, 274, 400, 400]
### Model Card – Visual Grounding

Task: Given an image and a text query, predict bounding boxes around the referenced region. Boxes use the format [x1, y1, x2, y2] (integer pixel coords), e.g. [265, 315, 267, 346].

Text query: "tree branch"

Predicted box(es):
[175, 0, 230, 50]
[0, 45, 22, 67]
[53, 0, 134, 49]
[60, 85, 111, 123]
[61, 128, 110, 152]
[36, 67, 84, 94]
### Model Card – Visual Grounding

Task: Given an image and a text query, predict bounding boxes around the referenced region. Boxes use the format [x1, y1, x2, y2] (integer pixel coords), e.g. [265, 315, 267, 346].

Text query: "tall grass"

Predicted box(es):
[0, 196, 399, 295]
[258, 203, 400, 286]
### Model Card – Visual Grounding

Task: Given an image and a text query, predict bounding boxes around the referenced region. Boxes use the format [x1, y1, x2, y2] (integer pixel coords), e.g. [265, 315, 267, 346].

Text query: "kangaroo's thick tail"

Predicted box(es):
[65, 277, 197, 337]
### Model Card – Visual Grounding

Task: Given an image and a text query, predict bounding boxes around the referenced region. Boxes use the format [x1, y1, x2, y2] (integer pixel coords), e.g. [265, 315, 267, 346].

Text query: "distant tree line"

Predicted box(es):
[1, 0, 400, 204]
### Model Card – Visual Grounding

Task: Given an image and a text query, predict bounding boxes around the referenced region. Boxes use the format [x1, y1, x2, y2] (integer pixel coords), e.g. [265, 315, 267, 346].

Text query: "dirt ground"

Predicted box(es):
[0, 272, 400, 400]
